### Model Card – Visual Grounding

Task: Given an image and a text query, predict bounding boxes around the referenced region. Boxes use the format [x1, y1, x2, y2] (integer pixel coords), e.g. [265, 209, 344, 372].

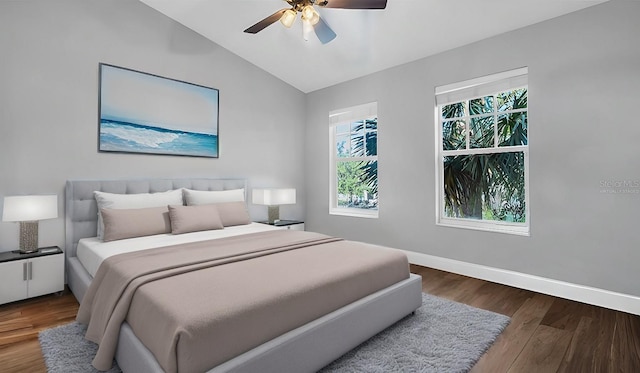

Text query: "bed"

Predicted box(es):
[65, 178, 422, 373]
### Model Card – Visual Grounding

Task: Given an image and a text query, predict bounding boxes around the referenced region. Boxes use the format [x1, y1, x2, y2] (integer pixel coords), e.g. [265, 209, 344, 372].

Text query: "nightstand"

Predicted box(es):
[0, 246, 64, 305]
[257, 220, 305, 231]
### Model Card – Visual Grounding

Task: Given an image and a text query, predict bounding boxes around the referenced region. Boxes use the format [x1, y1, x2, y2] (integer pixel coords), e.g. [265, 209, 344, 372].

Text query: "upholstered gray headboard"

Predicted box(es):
[64, 178, 247, 259]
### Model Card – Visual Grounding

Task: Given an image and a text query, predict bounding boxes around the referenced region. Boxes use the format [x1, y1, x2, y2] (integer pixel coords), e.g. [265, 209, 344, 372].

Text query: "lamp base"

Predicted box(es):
[267, 206, 280, 225]
[19, 221, 39, 254]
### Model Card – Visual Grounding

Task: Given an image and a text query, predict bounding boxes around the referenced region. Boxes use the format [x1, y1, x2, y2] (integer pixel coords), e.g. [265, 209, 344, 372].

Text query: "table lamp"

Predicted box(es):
[252, 188, 296, 224]
[2, 195, 58, 253]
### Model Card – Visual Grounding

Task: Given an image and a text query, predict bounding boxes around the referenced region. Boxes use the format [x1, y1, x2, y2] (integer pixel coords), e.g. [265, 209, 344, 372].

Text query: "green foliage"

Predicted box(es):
[442, 89, 527, 222]
[336, 118, 378, 208]
[336, 160, 377, 208]
[337, 162, 365, 204]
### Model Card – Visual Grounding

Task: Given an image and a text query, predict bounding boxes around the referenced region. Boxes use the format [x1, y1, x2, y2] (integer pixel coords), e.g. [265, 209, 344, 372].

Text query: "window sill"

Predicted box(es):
[437, 218, 529, 236]
[330, 207, 378, 219]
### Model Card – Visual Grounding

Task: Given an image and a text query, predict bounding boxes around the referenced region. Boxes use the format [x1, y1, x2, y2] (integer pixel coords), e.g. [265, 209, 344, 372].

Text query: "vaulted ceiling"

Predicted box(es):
[139, 0, 608, 93]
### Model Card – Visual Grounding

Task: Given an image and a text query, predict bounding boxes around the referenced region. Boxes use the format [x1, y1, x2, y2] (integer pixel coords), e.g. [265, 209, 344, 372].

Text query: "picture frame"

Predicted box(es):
[98, 63, 219, 158]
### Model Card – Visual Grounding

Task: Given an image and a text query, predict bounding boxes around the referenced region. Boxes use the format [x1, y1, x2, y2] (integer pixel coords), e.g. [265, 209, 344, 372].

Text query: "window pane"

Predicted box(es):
[442, 102, 466, 119]
[337, 160, 378, 210]
[442, 120, 466, 150]
[350, 132, 365, 157]
[365, 118, 378, 156]
[498, 112, 528, 146]
[470, 116, 495, 148]
[350, 120, 367, 157]
[351, 120, 365, 134]
[336, 134, 349, 157]
[470, 96, 494, 115]
[443, 153, 525, 222]
[365, 118, 377, 131]
[497, 88, 527, 111]
[336, 123, 350, 134]
[366, 132, 377, 156]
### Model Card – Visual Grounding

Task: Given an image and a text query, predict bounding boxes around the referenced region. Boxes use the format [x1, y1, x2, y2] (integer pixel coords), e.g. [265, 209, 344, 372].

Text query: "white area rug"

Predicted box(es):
[39, 293, 509, 372]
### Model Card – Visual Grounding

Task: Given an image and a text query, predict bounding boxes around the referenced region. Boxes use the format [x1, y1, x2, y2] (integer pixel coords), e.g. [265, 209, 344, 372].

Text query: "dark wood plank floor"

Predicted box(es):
[1, 265, 639, 372]
[413, 265, 640, 372]
[0, 288, 78, 373]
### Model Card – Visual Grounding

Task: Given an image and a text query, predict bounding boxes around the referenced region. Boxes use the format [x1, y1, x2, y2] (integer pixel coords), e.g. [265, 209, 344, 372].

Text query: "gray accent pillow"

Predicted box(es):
[216, 201, 251, 227]
[101, 206, 171, 242]
[168, 204, 224, 234]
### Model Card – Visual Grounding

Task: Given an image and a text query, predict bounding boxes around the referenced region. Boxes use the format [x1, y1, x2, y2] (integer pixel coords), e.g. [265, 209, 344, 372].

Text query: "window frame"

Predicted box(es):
[434, 68, 530, 236]
[329, 102, 379, 219]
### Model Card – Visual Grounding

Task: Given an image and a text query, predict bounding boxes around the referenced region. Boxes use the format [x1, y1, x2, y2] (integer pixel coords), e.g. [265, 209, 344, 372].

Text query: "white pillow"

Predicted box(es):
[183, 188, 245, 206]
[94, 189, 184, 239]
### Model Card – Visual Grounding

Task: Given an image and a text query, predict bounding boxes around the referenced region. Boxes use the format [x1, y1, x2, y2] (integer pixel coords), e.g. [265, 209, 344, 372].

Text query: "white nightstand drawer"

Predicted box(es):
[0, 247, 64, 305]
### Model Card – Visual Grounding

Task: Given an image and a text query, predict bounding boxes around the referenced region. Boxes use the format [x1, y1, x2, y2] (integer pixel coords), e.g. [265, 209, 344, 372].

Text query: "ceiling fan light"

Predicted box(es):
[309, 12, 320, 25]
[301, 5, 314, 19]
[280, 9, 297, 28]
[301, 5, 320, 25]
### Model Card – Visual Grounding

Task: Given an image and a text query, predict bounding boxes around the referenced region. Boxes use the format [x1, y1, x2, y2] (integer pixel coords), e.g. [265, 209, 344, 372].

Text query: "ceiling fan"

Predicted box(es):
[243, 0, 387, 44]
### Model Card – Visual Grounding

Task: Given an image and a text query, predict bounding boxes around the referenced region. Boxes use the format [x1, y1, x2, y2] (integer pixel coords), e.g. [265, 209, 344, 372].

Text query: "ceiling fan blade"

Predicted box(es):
[314, 16, 337, 44]
[244, 8, 288, 34]
[317, 0, 387, 9]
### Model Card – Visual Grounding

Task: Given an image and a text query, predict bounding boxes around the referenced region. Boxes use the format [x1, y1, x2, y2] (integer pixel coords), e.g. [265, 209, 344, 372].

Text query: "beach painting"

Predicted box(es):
[98, 64, 219, 158]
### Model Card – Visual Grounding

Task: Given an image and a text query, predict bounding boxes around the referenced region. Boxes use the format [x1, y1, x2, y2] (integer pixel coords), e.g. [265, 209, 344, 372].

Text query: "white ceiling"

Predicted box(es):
[139, 0, 607, 93]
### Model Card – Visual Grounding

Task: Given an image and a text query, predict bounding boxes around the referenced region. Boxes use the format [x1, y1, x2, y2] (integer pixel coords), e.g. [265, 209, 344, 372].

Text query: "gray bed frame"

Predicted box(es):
[65, 178, 422, 373]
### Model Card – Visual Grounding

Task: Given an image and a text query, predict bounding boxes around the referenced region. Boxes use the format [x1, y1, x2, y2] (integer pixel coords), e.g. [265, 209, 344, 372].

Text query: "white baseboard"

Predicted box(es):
[403, 250, 640, 316]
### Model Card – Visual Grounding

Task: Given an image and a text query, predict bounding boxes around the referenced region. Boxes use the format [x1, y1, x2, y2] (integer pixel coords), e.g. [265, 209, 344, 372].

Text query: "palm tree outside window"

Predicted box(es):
[330, 102, 378, 218]
[436, 68, 529, 235]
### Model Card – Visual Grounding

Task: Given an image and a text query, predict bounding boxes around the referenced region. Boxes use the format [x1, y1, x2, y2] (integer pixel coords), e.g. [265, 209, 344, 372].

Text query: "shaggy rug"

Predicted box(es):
[39, 293, 509, 373]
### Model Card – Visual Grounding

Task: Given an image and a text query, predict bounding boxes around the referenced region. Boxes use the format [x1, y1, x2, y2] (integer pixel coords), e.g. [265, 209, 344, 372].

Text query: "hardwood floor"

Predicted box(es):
[0, 288, 78, 373]
[413, 265, 640, 372]
[1, 266, 639, 372]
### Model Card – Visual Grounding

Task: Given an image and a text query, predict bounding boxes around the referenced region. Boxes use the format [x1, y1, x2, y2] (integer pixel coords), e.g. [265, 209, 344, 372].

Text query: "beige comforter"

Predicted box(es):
[77, 230, 410, 373]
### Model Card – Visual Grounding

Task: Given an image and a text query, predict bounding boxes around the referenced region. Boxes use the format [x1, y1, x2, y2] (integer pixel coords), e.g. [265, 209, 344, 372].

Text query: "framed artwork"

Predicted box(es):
[98, 63, 219, 158]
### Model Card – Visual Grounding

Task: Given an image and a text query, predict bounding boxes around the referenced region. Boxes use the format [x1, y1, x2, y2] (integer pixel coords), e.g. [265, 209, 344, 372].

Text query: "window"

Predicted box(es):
[435, 68, 529, 235]
[329, 102, 378, 218]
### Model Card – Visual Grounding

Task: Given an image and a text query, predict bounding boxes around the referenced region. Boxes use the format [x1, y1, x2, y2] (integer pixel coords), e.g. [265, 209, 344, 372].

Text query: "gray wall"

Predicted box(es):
[304, 0, 640, 297]
[0, 0, 306, 251]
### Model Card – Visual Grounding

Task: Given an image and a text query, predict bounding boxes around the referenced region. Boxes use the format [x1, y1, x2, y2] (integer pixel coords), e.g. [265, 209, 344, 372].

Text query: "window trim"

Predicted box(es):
[329, 102, 379, 219]
[434, 68, 530, 236]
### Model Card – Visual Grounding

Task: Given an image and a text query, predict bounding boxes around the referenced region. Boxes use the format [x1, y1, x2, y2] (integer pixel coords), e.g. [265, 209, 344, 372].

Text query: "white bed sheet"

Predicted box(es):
[77, 223, 280, 277]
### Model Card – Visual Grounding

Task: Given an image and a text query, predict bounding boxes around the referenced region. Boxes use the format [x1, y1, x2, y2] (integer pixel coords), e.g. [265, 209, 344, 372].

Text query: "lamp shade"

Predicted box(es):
[252, 188, 296, 206]
[2, 195, 58, 222]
